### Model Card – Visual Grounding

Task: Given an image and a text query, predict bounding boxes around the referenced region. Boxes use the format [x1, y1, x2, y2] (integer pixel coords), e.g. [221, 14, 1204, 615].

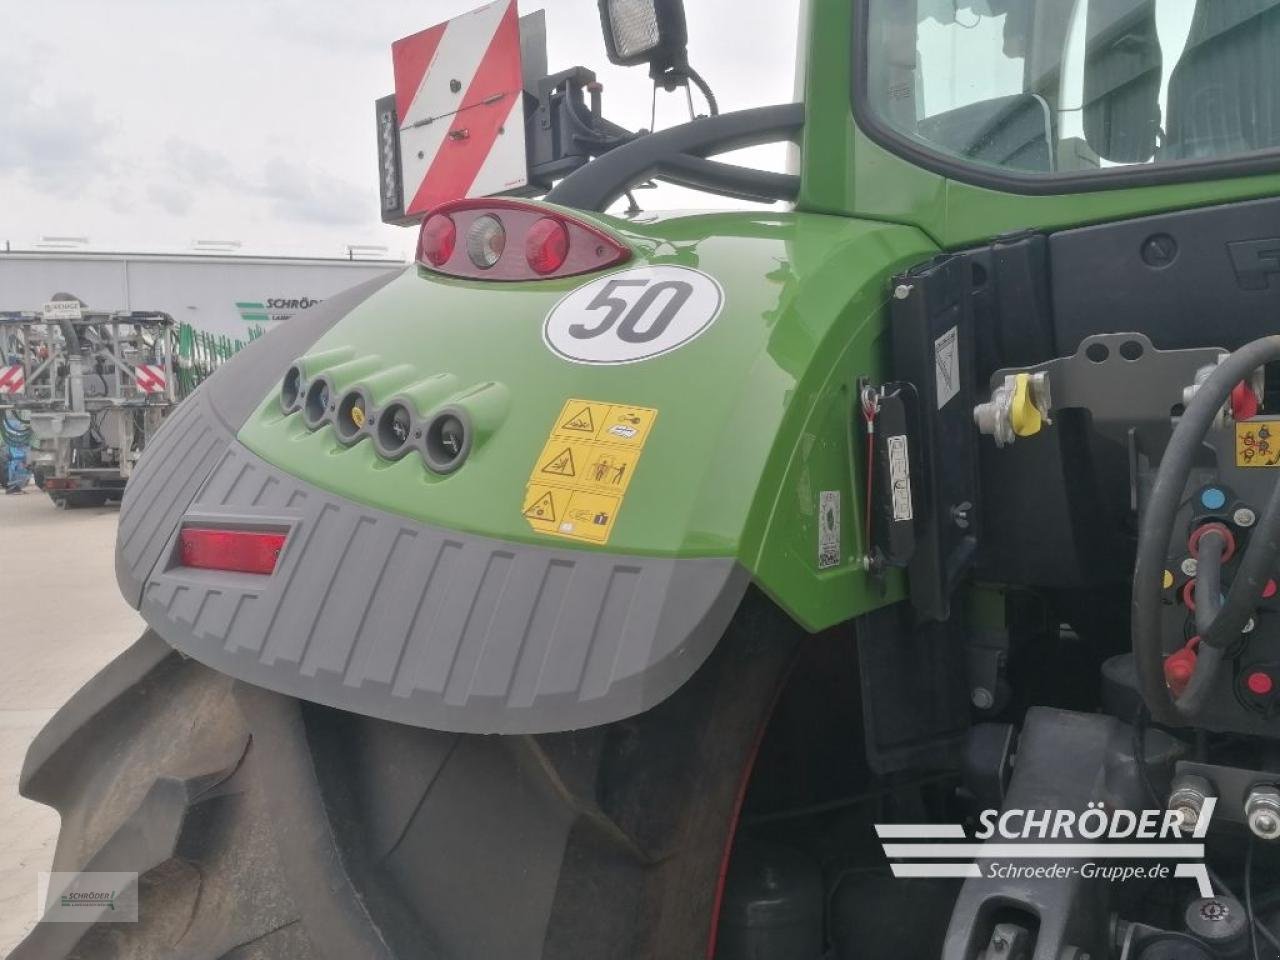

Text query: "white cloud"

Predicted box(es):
[0, 55, 113, 194]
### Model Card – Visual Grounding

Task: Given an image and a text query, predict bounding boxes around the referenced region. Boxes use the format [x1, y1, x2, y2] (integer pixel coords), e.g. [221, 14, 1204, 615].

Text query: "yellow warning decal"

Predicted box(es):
[525, 398, 658, 545]
[535, 438, 640, 494]
[1236, 420, 1280, 467]
[523, 485, 621, 544]
[551, 399, 657, 448]
[523, 489, 560, 524]
[558, 403, 600, 435]
[540, 446, 578, 478]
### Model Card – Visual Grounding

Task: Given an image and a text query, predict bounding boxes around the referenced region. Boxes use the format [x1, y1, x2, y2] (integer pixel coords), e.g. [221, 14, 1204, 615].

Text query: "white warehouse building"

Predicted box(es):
[0, 249, 405, 339]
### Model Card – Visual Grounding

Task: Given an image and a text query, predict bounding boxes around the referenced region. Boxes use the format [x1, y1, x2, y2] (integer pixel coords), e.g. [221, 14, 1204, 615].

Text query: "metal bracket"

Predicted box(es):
[1174, 760, 1280, 830]
[984, 332, 1226, 445]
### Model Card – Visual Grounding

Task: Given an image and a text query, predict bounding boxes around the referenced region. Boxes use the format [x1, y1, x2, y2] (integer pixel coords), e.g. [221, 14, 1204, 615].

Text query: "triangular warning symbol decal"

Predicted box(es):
[524, 491, 557, 521]
[541, 448, 576, 477]
[561, 406, 595, 433]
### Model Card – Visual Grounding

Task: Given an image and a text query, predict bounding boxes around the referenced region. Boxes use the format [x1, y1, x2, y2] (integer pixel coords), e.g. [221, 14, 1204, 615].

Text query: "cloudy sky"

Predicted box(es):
[2, 1, 800, 261]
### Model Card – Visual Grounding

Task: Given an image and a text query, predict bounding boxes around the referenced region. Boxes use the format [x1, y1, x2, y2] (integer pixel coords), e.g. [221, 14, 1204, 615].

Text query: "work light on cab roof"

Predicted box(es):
[416, 198, 630, 281]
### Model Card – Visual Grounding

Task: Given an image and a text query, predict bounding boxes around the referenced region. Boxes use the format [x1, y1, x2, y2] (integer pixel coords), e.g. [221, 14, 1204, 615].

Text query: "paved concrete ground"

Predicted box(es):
[0, 490, 141, 955]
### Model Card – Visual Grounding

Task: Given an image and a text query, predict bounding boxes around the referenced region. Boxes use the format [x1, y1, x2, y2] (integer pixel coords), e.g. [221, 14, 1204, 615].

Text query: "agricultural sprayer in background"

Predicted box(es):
[10, 0, 1280, 958]
[0, 300, 251, 507]
[0, 299, 177, 507]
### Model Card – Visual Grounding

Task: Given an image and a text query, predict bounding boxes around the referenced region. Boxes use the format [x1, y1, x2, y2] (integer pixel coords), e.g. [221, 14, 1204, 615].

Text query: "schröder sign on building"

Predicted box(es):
[0, 249, 404, 338]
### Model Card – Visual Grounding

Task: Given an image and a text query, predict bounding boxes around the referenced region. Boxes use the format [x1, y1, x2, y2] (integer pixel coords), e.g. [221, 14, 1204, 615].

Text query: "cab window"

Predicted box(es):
[863, 0, 1280, 179]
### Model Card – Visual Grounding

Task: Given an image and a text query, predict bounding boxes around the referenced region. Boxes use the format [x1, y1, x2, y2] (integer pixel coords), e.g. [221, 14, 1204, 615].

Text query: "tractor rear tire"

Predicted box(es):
[8, 590, 801, 960]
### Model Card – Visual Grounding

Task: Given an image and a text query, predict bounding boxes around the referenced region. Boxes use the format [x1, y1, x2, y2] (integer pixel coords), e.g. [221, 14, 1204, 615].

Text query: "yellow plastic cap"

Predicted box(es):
[1009, 373, 1043, 438]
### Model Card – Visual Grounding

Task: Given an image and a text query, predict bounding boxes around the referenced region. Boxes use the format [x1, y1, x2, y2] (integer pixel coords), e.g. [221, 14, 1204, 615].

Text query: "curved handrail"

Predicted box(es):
[546, 102, 805, 212]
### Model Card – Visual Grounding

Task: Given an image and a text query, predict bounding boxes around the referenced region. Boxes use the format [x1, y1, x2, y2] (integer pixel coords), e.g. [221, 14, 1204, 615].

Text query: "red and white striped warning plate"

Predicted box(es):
[392, 0, 528, 219]
[134, 364, 167, 394]
[0, 364, 24, 395]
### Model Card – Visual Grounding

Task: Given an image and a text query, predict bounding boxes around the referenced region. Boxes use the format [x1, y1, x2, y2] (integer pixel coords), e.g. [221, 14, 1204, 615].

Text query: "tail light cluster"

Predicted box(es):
[417, 198, 630, 281]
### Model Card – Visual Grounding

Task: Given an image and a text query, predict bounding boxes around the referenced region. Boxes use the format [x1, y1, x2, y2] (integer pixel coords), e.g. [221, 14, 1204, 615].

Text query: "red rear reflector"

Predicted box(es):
[179, 528, 286, 575]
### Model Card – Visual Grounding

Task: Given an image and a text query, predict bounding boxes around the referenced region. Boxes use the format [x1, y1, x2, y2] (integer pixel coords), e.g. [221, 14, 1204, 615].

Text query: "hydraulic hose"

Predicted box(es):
[1175, 529, 1227, 718]
[1195, 529, 1225, 636]
[1206, 466, 1280, 647]
[58, 319, 82, 355]
[1133, 335, 1280, 723]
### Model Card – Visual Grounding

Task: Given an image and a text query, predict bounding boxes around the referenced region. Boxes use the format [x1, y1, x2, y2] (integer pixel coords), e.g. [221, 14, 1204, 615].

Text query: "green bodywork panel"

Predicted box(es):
[798, 0, 1280, 250]
[238, 0, 1279, 639]
[238, 210, 937, 632]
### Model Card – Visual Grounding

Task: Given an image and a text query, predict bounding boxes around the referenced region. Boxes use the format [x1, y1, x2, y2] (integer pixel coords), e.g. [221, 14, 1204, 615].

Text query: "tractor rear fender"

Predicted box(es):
[116, 208, 937, 732]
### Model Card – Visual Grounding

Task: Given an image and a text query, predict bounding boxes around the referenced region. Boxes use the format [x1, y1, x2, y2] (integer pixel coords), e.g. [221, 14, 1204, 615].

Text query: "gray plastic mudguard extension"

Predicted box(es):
[115, 271, 749, 734]
[132, 440, 746, 733]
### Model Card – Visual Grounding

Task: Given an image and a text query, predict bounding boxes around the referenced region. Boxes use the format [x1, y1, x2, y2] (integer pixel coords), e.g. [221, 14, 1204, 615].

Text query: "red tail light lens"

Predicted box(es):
[179, 527, 287, 575]
[419, 213, 456, 267]
[416, 198, 630, 281]
[526, 217, 569, 275]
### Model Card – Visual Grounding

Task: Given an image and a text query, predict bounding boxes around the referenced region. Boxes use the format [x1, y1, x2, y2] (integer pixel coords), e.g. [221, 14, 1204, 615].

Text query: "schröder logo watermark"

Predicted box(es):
[37, 872, 139, 923]
[877, 799, 1217, 896]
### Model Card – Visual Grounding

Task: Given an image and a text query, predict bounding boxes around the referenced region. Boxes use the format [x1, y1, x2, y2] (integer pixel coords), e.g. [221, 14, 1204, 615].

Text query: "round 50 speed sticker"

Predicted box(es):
[543, 265, 724, 365]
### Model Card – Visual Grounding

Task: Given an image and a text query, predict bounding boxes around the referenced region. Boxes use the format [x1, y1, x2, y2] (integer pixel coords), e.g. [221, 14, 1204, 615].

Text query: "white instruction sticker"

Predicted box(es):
[887, 435, 913, 522]
[934, 325, 959, 409]
[818, 490, 841, 569]
[41, 300, 83, 321]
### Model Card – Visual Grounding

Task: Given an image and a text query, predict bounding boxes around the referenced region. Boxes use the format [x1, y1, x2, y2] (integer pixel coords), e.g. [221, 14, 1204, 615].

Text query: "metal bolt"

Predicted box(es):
[1141, 233, 1178, 268]
[1244, 618, 1256, 634]
[953, 501, 973, 530]
[1168, 774, 1213, 833]
[971, 687, 995, 710]
[1181, 557, 1198, 577]
[893, 283, 913, 300]
[1235, 507, 1257, 528]
[1245, 785, 1280, 840]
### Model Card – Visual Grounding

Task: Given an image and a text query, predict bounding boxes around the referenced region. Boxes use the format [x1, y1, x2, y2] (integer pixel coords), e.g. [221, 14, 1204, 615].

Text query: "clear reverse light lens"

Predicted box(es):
[465, 214, 506, 269]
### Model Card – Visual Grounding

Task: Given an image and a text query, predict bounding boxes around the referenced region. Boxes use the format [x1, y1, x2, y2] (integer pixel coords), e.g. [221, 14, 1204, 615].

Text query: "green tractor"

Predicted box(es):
[14, 0, 1280, 957]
